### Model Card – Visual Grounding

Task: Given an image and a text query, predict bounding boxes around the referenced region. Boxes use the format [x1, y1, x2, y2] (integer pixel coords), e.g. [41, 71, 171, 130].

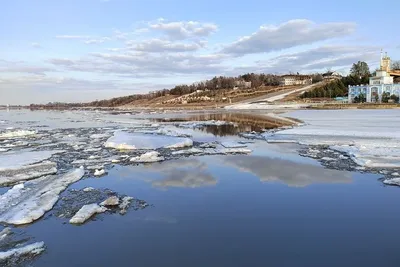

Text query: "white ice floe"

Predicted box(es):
[83, 187, 95, 192]
[130, 151, 165, 163]
[0, 130, 36, 140]
[0, 241, 45, 261]
[172, 148, 204, 156]
[0, 150, 61, 172]
[0, 167, 85, 225]
[221, 148, 252, 154]
[266, 139, 298, 144]
[0, 227, 11, 241]
[0, 161, 57, 186]
[383, 178, 400, 186]
[165, 138, 193, 149]
[274, 110, 400, 168]
[220, 142, 247, 148]
[69, 203, 107, 224]
[94, 169, 105, 176]
[100, 196, 119, 206]
[119, 196, 133, 215]
[105, 131, 193, 150]
[0, 148, 10, 152]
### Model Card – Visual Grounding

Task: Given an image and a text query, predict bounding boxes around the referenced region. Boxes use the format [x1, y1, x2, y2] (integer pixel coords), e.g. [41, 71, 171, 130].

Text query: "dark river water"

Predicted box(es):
[26, 142, 400, 267]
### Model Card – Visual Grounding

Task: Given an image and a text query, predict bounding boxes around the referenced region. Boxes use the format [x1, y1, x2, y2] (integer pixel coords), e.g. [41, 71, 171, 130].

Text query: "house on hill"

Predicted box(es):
[279, 75, 312, 86]
[322, 71, 342, 81]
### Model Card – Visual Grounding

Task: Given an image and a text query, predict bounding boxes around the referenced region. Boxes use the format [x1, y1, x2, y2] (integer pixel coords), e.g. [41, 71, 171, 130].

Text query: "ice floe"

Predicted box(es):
[130, 151, 165, 163]
[94, 169, 106, 176]
[0, 161, 57, 186]
[69, 203, 107, 224]
[273, 110, 400, 168]
[0, 241, 45, 261]
[104, 130, 193, 150]
[0, 150, 61, 172]
[0, 167, 85, 225]
[100, 196, 119, 206]
[220, 142, 247, 148]
[119, 196, 133, 215]
[0, 130, 36, 140]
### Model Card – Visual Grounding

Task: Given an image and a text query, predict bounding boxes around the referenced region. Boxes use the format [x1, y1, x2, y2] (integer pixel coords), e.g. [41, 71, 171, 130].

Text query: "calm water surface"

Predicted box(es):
[29, 143, 400, 267]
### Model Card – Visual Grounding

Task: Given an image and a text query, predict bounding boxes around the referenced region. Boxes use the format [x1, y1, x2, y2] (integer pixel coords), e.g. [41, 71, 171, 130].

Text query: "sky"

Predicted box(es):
[1, 0, 400, 105]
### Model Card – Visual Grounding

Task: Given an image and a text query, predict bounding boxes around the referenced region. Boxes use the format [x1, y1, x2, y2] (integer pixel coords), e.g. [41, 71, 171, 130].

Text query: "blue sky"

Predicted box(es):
[1, 0, 400, 104]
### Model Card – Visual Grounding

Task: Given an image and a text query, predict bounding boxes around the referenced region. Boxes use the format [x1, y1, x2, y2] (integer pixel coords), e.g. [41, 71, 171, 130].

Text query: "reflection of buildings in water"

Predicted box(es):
[223, 155, 352, 187]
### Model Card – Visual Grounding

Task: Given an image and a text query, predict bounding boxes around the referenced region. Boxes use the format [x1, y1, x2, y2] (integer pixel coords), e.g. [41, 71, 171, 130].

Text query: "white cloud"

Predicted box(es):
[31, 42, 41, 48]
[56, 35, 91, 39]
[227, 45, 378, 75]
[84, 37, 111, 44]
[126, 39, 205, 52]
[222, 19, 357, 55]
[148, 18, 218, 40]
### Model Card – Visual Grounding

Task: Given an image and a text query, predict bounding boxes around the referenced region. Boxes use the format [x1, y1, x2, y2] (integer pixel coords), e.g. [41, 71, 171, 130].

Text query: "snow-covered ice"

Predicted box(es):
[100, 196, 119, 206]
[0, 161, 57, 186]
[0, 167, 85, 225]
[94, 169, 106, 176]
[220, 142, 247, 148]
[119, 196, 133, 215]
[105, 131, 193, 150]
[0, 241, 45, 261]
[130, 151, 165, 163]
[0, 130, 36, 139]
[69, 203, 107, 224]
[0, 150, 60, 172]
[273, 110, 400, 168]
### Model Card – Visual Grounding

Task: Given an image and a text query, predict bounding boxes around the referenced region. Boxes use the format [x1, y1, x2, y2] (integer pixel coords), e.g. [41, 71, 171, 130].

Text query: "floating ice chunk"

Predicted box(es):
[321, 157, 336, 161]
[164, 138, 193, 149]
[221, 148, 252, 154]
[90, 133, 110, 139]
[392, 172, 400, 176]
[383, 178, 400, 186]
[0, 167, 85, 225]
[105, 131, 193, 150]
[0, 148, 10, 152]
[266, 139, 298, 144]
[100, 196, 119, 206]
[0, 130, 36, 140]
[0, 227, 11, 241]
[0, 161, 57, 186]
[130, 151, 165, 163]
[69, 204, 107, 224]
[94, 169, 105, 176]
[199, 143, 217, 148]
[83, 187, 95, 192]
[0, 150, 60, 172]
[119, 196, 133, 215]
[0, 241, 45, 261]
[104, 131, 137, 150]
[172, 148, 203, 156]
[221, 142, 247, 148]
[111, 159, 121, 163]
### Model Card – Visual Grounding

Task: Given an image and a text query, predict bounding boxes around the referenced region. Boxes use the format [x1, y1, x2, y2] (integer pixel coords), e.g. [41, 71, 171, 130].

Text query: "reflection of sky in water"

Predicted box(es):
[3, 110, 400, 267]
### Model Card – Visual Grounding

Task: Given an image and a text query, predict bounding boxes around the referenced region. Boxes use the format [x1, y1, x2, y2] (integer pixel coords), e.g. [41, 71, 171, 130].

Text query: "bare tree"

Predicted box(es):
[391, 60, 400, 70]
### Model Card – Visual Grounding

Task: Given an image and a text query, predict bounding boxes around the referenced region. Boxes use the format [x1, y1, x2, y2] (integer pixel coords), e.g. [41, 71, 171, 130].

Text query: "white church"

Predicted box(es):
[348, 51, 400, 103]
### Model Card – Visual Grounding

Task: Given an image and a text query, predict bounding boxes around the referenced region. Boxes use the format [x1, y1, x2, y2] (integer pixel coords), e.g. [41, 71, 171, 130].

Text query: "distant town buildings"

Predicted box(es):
[322, 71, 342, 81]
[279, 75, 312, 86]
[234, 80, 252, 89]
[348, 51, 400, 103]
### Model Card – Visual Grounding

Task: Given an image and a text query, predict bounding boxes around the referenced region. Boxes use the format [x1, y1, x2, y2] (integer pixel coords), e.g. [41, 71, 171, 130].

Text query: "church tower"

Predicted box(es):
[380, 51, 391, 72]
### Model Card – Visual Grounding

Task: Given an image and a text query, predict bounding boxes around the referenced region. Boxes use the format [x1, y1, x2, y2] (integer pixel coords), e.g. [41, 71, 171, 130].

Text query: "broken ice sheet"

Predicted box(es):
[0, 168, 84, 225]
[69, 204, 107, 224]
[0, 161, 57, 186]
[104, 131, 193, 150]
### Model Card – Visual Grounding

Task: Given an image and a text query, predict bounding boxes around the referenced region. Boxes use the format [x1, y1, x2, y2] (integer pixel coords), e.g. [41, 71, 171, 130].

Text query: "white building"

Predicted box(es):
[322, 71, 342, 80]
[279, 75, 312, 86]
[234, 80, 252, 89]
[348, 52, 400, 103]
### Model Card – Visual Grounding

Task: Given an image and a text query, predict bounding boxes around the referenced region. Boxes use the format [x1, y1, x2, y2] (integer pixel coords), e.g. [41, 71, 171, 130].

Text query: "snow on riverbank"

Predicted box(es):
[273, 110, 400, 168]
[0, 167, 85, 225]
